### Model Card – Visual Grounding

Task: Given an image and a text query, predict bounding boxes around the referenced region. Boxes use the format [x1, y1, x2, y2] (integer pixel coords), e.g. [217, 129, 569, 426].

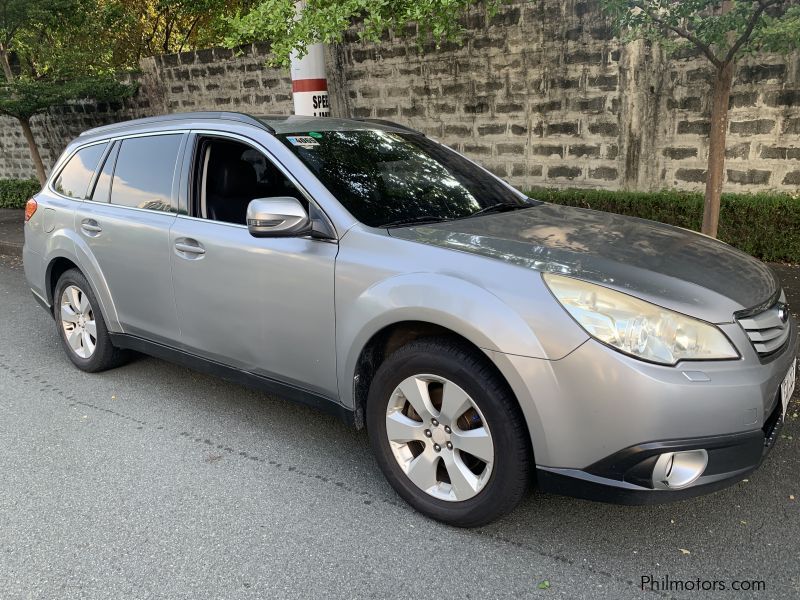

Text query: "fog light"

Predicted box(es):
[652, 449, 708, 490]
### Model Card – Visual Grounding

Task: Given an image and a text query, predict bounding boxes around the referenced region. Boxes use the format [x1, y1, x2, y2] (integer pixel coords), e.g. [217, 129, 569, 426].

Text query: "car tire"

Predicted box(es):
[54, 269, 128, 372]
[367, 337, 531, 527]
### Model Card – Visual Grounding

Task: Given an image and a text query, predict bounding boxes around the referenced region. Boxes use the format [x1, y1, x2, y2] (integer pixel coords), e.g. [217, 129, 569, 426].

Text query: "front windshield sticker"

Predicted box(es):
[286, 136, 320, 148]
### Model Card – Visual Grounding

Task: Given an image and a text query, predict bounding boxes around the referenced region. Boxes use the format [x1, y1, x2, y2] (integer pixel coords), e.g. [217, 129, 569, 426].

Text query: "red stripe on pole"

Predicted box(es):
[292, 78, 328, 93]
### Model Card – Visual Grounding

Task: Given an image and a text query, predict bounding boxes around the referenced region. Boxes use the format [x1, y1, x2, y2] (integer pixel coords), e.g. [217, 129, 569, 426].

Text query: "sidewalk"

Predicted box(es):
[0, 209, 24, 256]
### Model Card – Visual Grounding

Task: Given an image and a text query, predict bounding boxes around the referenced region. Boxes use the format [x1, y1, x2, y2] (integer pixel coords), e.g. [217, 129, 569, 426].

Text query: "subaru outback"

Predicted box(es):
[23, 112, 797, 526]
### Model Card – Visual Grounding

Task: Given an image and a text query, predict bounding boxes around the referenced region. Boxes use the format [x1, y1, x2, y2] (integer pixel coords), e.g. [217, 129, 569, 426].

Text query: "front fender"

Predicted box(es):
[337, 272, 548, 409]
[44, 228, 121, 332]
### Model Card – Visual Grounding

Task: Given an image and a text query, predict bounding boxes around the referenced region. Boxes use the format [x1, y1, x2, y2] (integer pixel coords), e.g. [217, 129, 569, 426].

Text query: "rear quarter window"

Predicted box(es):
[53, 143, 108, 199]
[110, 134, 182, 212]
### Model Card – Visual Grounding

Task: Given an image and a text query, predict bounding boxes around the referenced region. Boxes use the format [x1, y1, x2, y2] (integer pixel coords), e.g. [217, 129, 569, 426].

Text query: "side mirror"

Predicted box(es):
[246, 197, 312, 238]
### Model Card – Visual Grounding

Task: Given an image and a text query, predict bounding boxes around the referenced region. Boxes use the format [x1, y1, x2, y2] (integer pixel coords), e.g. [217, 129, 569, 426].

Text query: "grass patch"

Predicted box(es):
[525, 188, 800, 263]
[0, 179, 40, 209]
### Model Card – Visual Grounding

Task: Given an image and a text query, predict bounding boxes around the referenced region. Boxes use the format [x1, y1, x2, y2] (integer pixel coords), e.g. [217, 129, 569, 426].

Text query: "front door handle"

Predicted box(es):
[80, 219, 102, 235]
[174, 238, 206, 258]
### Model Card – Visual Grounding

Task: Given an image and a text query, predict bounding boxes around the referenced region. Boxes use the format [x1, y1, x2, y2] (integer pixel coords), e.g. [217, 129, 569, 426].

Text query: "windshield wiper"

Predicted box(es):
[465, 201, 530, 218]
[378, 215, 450, 229]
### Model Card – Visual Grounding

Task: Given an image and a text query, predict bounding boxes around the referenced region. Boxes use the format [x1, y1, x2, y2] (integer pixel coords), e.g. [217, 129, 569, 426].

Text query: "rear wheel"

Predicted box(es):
[54, 269, 128, 372]
[367, 337, 531, 527]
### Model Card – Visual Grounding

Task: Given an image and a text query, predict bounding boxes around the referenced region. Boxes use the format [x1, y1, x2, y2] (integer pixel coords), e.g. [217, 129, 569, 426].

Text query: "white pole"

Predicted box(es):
[289, 2, 329, 117]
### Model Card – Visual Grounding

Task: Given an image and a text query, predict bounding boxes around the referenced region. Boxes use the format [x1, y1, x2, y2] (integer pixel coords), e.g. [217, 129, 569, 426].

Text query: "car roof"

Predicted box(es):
[79, 111, 420, 142]
[256, 115, 420, 135]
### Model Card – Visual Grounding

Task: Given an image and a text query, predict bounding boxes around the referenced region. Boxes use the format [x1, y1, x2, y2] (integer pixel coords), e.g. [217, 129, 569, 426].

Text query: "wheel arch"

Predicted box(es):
[349, 320, 537, 456]
[43, 235, 120, 331]
[46, 256, 79, 308]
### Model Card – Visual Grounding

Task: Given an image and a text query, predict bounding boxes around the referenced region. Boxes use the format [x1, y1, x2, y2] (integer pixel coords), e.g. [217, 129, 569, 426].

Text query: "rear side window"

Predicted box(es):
[53, 143, 108, 199]
[110, 135, 182, 212]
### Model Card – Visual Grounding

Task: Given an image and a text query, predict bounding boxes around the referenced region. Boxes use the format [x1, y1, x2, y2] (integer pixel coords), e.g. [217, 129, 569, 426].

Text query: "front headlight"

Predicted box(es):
[543, 273, 738, 365]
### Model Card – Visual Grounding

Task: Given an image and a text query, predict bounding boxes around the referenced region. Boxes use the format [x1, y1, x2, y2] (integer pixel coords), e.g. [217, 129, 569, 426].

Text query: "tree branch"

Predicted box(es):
[723, 0, 782, 64]
[141, 12, 162, 59]
[630, 1, 723, 68]
[163, 14, 176, 53]
[0, 41, 14, 81]
[178, 15, 202, 53]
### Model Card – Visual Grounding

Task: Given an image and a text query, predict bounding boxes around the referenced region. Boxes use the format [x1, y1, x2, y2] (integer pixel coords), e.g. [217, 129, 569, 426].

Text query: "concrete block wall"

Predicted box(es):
[1, 0, 798, 194]
[0, 44, 293, 180]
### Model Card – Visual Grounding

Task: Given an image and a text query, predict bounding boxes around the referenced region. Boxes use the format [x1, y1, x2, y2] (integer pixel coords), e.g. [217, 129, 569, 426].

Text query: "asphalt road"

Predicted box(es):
[1, 254, 798, 600]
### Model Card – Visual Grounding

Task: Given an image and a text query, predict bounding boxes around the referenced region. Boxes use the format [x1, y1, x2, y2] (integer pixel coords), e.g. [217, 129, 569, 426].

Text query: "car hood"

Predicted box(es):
[388, 203, 779, 323]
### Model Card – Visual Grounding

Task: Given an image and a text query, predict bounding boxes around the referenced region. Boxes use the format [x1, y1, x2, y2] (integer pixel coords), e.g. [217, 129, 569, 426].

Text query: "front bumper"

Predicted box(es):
[489, 314, 797, 504]
[536, 414, 778, 504]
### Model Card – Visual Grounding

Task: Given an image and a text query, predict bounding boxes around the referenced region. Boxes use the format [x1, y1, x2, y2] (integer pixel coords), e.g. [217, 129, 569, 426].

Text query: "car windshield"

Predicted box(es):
[277, 129, 534, 227]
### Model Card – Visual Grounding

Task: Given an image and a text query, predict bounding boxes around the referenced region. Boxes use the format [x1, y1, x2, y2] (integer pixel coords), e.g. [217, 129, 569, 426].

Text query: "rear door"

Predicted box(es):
[75, 132, 186, 344]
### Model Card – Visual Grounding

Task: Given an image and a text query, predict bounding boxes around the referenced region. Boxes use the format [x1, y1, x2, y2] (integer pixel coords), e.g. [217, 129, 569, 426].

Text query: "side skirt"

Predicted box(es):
[31, 289, 52, 315]
[109, 333, 355, 426]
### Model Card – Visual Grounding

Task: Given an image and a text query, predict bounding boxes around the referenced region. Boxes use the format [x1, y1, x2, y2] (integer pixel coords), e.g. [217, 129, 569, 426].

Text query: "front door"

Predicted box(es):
[168, 135, 338, 398]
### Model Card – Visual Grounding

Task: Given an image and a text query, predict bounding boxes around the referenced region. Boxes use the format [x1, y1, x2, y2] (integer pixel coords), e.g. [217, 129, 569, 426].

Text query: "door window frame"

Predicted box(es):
[179, 130, 337, 240]
[48, 139, 111, 201]
[77, 130, 189, 216]
[86, 140, 119, 203]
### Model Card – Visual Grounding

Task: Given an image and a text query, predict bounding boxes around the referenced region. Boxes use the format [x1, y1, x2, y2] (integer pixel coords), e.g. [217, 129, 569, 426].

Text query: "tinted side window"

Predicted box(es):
[53, 143, 108, 199]
[111, 135, 182, 212]
[90, 141, 119, 203]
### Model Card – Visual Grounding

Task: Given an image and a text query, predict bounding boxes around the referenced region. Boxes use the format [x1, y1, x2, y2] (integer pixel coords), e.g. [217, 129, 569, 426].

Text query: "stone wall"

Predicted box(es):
[1, 0, 799, 193]
[0, 43, 293, 179]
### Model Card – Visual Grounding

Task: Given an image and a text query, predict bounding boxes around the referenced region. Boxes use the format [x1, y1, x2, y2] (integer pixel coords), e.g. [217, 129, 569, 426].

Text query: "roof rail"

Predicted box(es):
[351, 118, 423, 135]
[80, 111, 274, 137]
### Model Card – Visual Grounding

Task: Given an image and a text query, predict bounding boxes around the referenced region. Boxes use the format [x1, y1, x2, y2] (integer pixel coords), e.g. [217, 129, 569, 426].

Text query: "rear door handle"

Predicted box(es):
[174, 238, 206, 257]
[80, 219, 102, 235]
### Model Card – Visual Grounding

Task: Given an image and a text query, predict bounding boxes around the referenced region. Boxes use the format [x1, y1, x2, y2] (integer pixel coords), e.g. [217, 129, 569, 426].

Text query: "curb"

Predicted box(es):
[0, 240, 22, 257]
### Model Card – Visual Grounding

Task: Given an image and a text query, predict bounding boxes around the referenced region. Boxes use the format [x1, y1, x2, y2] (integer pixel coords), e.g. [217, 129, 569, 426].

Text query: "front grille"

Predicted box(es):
[738, 300, 791, 358]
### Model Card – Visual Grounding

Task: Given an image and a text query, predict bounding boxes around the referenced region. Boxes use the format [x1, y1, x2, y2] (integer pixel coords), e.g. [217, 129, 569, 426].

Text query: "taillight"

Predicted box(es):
[24, 198, 37, 222]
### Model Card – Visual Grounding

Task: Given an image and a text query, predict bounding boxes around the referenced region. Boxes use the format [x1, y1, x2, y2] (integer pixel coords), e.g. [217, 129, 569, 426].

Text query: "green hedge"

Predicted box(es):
[0, 179, 40, 209]
[525, 188, 800, 263]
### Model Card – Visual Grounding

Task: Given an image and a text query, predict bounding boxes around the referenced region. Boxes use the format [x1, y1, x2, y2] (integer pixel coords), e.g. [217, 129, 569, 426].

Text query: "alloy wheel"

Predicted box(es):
[385, 374, 494, 501]
[60, 285, 97, 359]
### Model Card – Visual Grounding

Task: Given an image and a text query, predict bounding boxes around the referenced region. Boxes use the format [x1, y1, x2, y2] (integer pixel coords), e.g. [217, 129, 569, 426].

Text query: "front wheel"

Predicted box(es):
[366, 338, 531, 527]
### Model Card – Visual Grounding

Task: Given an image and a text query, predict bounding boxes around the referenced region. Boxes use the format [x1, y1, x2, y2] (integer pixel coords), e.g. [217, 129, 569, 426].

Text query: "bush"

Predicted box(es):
[525, 188, 800, 263]
[0, 178, 40, 209]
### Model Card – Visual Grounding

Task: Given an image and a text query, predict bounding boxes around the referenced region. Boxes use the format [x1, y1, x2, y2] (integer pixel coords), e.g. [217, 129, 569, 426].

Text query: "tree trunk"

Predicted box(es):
[18, 116, 47, 185]
[702, 61, 734, 238]
[0, 47, 47, 185]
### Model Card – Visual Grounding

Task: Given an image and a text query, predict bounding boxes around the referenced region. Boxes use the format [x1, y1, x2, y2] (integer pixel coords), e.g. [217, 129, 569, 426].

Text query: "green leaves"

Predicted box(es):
[0, 0, 138, 119]
[749, 4, 800, 54]
[0, 179, 40, 209]
[600, 1, 800, 67]
[0, 76, 136, 120]
[224, 0, 496, 66]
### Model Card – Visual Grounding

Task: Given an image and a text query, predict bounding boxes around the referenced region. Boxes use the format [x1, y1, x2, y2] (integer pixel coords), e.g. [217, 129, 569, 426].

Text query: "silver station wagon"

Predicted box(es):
[23, 112, 797, 526]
